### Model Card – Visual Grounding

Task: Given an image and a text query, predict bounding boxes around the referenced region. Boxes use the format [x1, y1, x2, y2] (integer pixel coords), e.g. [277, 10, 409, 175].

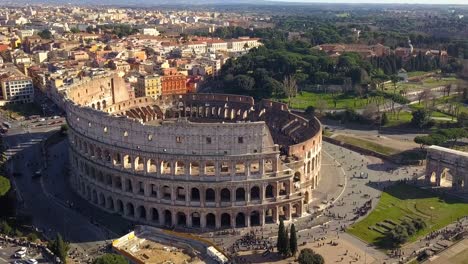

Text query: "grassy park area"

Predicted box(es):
[333, 135, 400, 156]
[0, 175, 10, 197]
[383, 76, 458, 94]
[347, 183, 468, 249]
[1, 103, 43, 119]
[284, 91, 379, 110]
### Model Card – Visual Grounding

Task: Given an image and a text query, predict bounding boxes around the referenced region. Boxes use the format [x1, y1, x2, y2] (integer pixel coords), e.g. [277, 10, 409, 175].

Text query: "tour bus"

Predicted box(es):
[2, 121, 11, 129]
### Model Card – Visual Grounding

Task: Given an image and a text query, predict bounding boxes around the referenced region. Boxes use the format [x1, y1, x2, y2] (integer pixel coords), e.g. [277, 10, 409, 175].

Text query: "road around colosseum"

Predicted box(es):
[6, 125, 425, 263]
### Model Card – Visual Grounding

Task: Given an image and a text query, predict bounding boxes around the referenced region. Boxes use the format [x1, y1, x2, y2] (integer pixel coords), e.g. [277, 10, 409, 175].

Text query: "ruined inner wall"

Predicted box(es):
[66, 73, 129, 109]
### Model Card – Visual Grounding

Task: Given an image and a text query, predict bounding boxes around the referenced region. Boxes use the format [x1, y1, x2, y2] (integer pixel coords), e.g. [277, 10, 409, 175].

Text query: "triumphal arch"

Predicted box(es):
[425, 145, 468, 192]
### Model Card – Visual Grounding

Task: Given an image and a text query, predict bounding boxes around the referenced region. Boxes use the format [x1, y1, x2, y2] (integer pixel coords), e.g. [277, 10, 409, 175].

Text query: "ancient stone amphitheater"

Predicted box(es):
[64, 74, 322, 229]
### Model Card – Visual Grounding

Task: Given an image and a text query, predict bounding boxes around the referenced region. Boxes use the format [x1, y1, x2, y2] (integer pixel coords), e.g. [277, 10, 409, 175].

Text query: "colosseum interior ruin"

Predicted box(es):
[63, 73, 323, 230]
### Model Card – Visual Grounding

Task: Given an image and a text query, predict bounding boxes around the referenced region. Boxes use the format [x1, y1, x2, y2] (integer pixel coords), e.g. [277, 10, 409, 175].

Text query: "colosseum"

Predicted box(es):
[63, 73, 323, 230]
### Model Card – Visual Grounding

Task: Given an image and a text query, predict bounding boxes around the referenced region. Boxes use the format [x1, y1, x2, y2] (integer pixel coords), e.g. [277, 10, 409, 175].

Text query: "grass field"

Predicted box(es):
[0, 175, 10, 196]
[284, 91, 377, 110]
[407, 71, 431, 78]
[347, 183, 468, 249]
[383, 76, 459, 93]
[1, 103, 43, 119]
[333, 135, 400, 156]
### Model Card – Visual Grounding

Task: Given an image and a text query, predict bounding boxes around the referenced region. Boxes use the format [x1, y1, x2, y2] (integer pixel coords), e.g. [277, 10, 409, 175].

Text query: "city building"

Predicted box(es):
[0, 64, 34, 104]
[135, 74, 161, 98]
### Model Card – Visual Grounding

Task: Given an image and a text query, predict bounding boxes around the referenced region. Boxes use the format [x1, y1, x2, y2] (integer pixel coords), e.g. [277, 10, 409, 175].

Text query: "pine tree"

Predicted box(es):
[284, 227, 290, 257]
[277, 219, 286, 255]
[290, 224, 298, 257]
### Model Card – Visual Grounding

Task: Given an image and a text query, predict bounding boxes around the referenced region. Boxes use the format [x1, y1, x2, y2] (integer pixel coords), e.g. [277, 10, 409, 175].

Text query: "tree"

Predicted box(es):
[414, 135, 436, 148]
[38, 29, 52, 39]
[304, 106, 315, 117]
[417, 88, 432, 107]
[390, 75, 401, 94]
[49, 233, 70, 264]
[315, 99, 328, 115]
[277, 219, 287, 256]
[60, 124, 68, 135]
[289, 224, 298, 257]
[411, 109, 431, 128]
[283, 75, 298, 107]
[0, 221, 13, 236]
[298, 248, 324, 264]
[381, 112, 389, 126]
[70, 28, 80, 34]
[233, 75, 255, 94]
[284, 227, 290, 257]
[93, 254, 128, 264]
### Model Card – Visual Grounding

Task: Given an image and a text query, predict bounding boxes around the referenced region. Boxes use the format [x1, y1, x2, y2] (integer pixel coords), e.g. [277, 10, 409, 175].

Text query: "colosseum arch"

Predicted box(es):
[190, 162, 200, 176]
[205, 188, 215, 202]
[250, 186, 260, 201]
[206, 213, 216, 228]
[235, 212, 246, 227]
[191, 188, 200, 201]
[177, 212, 187, 227]
[137, 205, 147, 220]
[116, 200, 124, 214]
[151, 208, 159, 222]
[134, 156, 144, 171]
[106, 196, 114, 211]
[221, 213, 231, 228]
[125, 202, 135, 217]
[265, 184, 274, 198]
[250, 211, 260, 226]
[235, 188, 246, 201]
[147, 159, 157, 173]
[191, 212, 201, 227]
[220, 188, 230, 202]
[163, 210, 172, 226]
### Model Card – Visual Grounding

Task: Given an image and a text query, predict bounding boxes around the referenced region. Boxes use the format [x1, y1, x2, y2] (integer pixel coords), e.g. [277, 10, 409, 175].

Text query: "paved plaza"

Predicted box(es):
[217, 141, 424, 263]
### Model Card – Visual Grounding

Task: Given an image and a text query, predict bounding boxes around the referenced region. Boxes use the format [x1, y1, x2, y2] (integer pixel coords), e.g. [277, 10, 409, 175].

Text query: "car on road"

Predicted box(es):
[24, 259, 37, 264]
[12, 260, 23, 264]
[33, 170, 42, 178]
[39, 118, 46, 122]
[52, 116, 60, 119]
[14, 248, 27, 259]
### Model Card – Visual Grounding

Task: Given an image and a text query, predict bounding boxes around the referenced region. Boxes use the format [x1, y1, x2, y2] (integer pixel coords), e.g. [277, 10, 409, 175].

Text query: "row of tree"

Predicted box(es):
[414, 128, 467, 148]
[388, 218, 426, 246]
[277, 219, 324, 264]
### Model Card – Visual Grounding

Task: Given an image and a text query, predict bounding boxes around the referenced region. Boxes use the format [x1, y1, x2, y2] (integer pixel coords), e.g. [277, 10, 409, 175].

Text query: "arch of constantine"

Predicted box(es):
[62, 73, 323, 229]
[425, 145, 468, 192]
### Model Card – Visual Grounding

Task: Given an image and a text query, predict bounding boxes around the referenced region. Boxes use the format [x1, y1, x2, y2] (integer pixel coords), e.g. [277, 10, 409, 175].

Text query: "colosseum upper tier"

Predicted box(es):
[64, 73, 322, 230]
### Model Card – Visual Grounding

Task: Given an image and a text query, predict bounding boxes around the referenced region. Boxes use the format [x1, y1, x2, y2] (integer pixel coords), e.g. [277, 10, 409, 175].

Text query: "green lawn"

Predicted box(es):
[383, 76, 459, 93]
[407, 71, 430, 78]
[333, 135, 400, 156]
[284, 91, 376, 110]
[1, 103, 43, 119]
[347, 183, 468, 249]
[384, 111, 413, 127]
[0, 175, 10, 196]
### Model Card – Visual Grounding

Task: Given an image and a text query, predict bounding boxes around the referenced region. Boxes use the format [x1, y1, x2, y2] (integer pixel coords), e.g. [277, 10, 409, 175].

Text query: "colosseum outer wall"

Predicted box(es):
[64, 76, 323, 230]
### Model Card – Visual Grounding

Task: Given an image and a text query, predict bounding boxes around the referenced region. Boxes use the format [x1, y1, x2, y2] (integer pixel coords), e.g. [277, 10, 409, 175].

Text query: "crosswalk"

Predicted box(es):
[4, 138, 45, 159]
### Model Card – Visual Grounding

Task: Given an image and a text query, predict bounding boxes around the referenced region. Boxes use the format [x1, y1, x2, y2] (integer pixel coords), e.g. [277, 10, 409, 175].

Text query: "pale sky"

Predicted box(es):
[276, 0, 468, 4]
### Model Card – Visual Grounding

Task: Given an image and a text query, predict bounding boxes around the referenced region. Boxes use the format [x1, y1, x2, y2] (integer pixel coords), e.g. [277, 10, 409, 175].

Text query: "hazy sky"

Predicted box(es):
[278, 0, 467, 4]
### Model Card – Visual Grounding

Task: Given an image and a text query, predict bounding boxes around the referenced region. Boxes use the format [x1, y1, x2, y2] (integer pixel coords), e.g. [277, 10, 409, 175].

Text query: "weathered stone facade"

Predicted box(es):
[425, 145, 468, 192]
[64, 75, 323, 229]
